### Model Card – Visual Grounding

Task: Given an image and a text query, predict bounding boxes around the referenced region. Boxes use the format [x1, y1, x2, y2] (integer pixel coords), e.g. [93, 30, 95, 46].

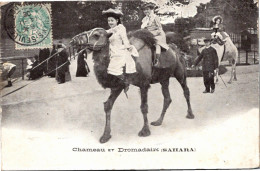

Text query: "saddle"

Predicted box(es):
[152, 44, 177, 69]
[212, 37, 225, 46]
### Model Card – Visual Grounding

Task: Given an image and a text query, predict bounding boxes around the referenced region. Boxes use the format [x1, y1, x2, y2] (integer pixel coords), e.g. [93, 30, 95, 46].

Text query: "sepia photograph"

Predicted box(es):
[0, 0, 259, 170]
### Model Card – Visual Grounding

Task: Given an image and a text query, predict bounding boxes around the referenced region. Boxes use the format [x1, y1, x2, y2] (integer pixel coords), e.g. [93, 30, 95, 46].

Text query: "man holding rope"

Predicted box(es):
[192, 38, 219, 94]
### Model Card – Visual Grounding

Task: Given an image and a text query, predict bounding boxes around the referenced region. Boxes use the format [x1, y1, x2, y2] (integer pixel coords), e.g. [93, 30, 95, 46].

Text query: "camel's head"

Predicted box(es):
[70, 28, 112, 51]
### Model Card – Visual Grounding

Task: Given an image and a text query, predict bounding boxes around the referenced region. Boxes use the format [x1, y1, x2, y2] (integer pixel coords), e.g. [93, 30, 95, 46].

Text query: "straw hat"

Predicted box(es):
[141, 2, 157, 9]
[102, 8, 123, 17]
[203, 38, 211, 43]
[212, 15, 223, 24]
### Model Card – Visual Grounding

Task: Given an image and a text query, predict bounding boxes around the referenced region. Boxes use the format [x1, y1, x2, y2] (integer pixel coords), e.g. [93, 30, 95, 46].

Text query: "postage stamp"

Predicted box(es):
[14, 3, 52, 49]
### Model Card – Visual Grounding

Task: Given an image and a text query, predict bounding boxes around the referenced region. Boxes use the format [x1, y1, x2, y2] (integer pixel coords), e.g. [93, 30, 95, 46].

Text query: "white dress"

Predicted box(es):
[107, 24, 137, 76]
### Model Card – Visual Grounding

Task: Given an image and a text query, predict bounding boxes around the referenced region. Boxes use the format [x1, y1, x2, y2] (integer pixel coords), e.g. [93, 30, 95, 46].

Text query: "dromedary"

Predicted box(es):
[71, 28, 194, 143]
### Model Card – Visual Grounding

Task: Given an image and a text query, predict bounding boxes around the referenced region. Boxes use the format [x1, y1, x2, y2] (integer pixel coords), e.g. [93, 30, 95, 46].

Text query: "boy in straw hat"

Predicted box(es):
[141, 1, 169, 67]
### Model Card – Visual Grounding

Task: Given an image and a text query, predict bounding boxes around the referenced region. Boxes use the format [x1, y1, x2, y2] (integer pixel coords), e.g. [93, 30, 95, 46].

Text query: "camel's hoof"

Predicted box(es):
[228, 81, 232, 84]
[186, 114, 195, 119]
[234, 78, 237, 81]
[99, 134, 111, 144]
[138, 127, 151, 137]
[151, 120, 162, 126]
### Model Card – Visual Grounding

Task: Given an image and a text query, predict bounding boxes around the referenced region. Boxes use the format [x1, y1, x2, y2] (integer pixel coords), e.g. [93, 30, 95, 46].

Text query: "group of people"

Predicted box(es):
[27, 41, 71, 84]
[191, 15, 229, 94]
[103, 2, 225, 94]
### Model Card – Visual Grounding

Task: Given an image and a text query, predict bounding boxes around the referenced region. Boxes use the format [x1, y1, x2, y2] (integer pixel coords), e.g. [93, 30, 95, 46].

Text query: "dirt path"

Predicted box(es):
[1, 58, 259, 169]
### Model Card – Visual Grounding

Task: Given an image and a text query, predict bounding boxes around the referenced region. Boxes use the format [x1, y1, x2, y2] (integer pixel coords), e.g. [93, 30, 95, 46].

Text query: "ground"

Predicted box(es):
[1, 56, 259, 169]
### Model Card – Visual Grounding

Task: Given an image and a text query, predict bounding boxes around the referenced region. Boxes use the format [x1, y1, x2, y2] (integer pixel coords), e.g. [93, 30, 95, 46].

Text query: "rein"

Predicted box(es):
[136, 43, 146, 52]
[2, 60, 71, 98]
[85, 28, 108, 51]
[30, 47, 69, 72]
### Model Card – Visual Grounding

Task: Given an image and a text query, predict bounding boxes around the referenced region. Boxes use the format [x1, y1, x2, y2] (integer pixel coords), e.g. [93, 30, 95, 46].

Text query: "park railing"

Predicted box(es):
[229, 32, 259, 65]
[0, 56, 33, 80]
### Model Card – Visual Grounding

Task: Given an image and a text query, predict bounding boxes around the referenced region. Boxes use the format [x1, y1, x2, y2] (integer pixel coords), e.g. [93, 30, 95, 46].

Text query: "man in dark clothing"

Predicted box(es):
[76, 49, 90, 77]
[56, 42, 70, 84]
[47, 45, 58, 77]
[39, 48, 50, 74]
[192, 38, 219, 93]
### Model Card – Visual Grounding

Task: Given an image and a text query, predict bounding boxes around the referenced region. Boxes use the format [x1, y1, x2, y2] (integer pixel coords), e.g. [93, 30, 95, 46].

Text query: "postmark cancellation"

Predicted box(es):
[14, 3, 52, 50]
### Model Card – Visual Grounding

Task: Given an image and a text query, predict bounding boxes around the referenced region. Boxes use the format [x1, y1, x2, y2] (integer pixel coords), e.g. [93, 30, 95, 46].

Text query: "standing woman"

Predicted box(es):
[141, 2, 169, 67]
[38, 48, 50, 74]
[56, 41, 70, 84]
[76, 49, 90, 77]
[47, 44, 57, 77]
[102, 8, 138, 89]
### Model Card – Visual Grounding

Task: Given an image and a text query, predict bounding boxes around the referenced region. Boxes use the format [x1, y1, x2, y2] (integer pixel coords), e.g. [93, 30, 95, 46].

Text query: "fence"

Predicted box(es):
[1, 56, 32, 80]
[229, 32, 258, 65]
[1, 38, 38, 79]
[1, 38, 76, 79]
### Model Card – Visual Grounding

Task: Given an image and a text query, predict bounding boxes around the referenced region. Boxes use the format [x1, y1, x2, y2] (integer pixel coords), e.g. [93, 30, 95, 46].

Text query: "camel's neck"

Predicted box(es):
[92, 44, 119, 88]
[92, 44, 110, 67]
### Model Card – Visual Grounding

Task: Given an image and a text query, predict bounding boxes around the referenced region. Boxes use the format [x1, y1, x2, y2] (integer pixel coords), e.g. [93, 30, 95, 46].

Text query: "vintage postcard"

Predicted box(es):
[0, 0, 259, 170]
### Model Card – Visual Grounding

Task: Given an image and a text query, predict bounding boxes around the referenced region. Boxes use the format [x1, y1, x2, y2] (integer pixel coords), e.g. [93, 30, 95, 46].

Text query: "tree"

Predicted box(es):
[51, 1, 113, 38]
[193, 0, 258, 33]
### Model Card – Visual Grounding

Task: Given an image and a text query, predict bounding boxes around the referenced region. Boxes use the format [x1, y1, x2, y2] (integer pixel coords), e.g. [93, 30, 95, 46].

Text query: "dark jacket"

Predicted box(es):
[56, 48, 69, 73]
[47, 48, 58, 77]
[56, 48, 70, 83]
[76, 50, 90, 77]
[194, 46, 219, 71]
[39, 48, 50, 73]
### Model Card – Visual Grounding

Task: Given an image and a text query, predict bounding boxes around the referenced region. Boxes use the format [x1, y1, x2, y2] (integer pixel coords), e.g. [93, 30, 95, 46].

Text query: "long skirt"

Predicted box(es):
[107, 47, 136, 76]
[76, 52, 90, 77]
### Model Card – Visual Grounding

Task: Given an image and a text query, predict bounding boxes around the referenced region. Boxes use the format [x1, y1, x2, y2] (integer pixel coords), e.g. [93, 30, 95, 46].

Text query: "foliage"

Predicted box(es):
[121, 0, 144, 31]
[52, 1, 113, 38]
[163, 17, 196, 53]
[193, 0, 258, 33]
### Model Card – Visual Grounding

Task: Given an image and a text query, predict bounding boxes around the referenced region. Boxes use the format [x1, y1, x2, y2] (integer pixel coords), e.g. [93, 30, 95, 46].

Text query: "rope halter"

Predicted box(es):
[70, 28, 108, 51]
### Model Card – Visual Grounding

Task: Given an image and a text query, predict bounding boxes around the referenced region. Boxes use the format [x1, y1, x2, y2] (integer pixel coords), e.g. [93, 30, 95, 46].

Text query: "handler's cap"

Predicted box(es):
[212, 15, 223, 23]
[203, 38, 211, 42]
[141, 2, 157, 9]
[102, 8, 123, 18]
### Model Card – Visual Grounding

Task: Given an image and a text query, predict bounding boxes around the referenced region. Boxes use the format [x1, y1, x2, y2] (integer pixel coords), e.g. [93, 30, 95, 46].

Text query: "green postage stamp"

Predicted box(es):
[14, 4, 52, 49]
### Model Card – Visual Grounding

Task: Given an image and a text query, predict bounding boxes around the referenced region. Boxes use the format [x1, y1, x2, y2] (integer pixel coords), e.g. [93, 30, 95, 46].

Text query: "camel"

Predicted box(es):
[71, 28, 194, 143]
[197, 36, 238, 84]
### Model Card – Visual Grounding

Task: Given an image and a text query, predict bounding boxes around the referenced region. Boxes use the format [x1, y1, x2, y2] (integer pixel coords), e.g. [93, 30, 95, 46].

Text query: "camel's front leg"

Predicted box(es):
[100, 87, 123, 143]
[138, 86, 151, 137]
